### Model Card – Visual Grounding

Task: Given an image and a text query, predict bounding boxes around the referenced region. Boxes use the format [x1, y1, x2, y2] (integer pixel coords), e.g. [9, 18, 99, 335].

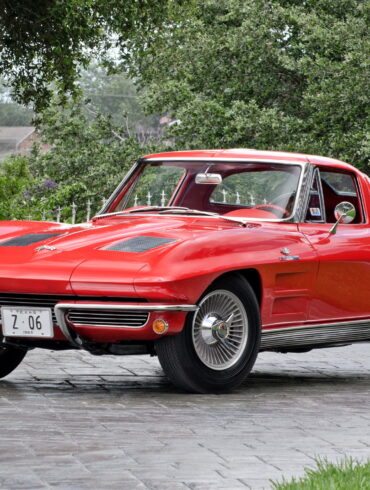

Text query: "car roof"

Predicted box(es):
[142, 149, 358, 172]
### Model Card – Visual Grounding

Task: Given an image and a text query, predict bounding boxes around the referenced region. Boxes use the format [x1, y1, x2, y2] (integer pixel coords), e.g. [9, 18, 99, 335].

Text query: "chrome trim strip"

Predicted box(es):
[54, 305, 79, 347]
[55, 303, 198, 312]
[263, 318, 370, 334]
[54, 303, 198, 348]
[261, 318, 370, 350]
[145, 157, 307, 165]
[99, 159, 142, 215]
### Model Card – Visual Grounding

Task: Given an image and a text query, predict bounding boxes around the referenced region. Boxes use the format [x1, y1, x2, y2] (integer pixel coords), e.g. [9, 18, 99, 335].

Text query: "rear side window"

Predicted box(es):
[319, 170, 363, 223]
[320, 171, 357, 196]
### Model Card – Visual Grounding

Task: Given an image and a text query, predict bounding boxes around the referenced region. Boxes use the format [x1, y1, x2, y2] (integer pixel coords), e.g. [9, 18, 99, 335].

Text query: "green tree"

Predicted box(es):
[0, 0, 191, 111]
[0, 97, 164, 223]
[0, 103, 33, 126]
[0, 155, 36, 220]
[0, 79, 33, 125]
[131, 0, 370, 172]
[79, 65, 160, 136]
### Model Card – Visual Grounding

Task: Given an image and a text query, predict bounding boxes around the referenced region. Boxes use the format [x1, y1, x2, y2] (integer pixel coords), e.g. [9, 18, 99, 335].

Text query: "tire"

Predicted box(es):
[0, 344, 27, 378]
[155, 275, 261, 393]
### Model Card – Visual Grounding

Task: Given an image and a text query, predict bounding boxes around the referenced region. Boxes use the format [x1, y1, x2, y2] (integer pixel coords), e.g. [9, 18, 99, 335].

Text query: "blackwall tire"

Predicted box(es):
[155, 275, 261, 393]
[0, 344, 27, 378]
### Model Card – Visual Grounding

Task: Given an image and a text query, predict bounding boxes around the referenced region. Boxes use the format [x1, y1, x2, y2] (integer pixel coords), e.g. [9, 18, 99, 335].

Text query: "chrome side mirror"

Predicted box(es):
[195, 173, 222, 185]
[329, 201, 356, 234]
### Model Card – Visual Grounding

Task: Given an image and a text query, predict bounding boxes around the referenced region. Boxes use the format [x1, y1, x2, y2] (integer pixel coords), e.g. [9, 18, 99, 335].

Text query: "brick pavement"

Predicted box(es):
[1, 344, 370, 489]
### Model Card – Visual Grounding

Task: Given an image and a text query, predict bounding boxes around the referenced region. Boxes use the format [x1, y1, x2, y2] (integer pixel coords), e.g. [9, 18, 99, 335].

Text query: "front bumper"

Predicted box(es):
[54, 302, 198, 347]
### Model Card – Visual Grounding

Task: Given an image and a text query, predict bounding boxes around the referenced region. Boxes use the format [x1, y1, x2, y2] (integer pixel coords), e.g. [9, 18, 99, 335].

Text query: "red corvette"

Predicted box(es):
[0, 149, 369, 392]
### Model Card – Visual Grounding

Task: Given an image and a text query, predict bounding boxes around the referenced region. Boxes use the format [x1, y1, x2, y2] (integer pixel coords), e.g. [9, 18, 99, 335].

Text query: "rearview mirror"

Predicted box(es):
[329, 202, 356, 234]
[195, 173, 222, 185]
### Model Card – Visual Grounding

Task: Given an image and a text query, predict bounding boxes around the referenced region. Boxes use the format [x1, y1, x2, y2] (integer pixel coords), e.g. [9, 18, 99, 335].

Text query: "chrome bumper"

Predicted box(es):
[54, 303, 198, 347]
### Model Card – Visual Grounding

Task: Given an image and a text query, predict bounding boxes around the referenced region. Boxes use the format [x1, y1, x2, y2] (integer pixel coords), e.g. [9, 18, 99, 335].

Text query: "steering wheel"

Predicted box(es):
[253, 204, 288, 217]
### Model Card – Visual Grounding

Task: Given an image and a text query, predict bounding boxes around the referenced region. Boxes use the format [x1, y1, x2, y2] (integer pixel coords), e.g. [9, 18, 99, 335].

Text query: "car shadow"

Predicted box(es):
[1, 367, 370, 397]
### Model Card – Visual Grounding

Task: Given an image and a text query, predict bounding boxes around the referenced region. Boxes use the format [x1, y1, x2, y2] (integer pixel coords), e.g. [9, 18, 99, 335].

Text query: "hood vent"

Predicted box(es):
[106, 236, 177, 253]
[0, 233, 62, 247]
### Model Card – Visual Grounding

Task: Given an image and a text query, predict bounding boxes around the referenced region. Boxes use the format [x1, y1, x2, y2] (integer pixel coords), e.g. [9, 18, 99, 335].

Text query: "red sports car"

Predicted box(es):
[0, 149, 369, 392]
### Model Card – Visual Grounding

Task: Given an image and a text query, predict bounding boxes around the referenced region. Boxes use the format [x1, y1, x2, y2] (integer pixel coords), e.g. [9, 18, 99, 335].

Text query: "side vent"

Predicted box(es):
[106, 236, 177, 253]
[0, 233, 62, 247]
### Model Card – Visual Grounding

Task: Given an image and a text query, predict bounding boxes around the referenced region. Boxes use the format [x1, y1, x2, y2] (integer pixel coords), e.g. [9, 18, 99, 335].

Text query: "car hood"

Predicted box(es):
[0, 215, 238, 296]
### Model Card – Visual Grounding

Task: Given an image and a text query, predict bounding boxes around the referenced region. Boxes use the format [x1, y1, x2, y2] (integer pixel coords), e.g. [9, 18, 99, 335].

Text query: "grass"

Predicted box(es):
[272, 458, 370, 490]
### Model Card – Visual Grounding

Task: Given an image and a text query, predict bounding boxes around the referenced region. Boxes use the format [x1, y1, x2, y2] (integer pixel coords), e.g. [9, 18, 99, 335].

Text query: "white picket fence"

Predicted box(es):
[13, 190, 267, 223]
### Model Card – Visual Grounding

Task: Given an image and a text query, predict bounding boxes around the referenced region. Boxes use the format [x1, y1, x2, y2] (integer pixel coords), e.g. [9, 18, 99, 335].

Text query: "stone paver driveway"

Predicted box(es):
[1, 344, 370, 489]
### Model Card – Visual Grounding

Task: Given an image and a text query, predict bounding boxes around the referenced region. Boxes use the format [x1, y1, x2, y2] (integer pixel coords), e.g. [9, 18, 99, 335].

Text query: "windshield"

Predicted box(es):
[109, 160, 302, 220]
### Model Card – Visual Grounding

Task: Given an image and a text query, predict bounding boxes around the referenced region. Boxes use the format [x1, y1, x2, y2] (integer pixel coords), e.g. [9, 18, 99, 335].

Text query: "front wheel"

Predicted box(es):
[155, 275, 261, 393]
[0, 343, 27, 378]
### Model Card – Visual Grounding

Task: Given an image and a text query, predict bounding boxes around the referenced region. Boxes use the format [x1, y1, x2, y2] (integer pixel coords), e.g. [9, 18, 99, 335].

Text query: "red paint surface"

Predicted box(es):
[0, 149, 369, 344]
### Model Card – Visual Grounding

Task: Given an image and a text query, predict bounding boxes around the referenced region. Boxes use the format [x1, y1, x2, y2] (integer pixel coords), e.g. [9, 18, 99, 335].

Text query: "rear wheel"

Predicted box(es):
[0, 343, 27, 378]
[155, 275, 260, 393]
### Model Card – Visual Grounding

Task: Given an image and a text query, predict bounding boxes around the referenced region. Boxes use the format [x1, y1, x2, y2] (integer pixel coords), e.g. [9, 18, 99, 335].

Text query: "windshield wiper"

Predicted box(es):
[95, 206, 218, 218]
[94, 206, 248, 225]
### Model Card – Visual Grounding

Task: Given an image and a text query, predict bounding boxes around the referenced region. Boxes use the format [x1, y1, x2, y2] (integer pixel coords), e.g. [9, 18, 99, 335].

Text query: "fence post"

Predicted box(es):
[71, 202, 77, 224]
[86, 199, 91, 222]
[161, 190, 166, 207]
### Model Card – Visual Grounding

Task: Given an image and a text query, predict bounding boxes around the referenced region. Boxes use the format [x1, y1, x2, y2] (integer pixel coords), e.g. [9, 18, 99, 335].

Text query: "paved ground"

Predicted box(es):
[1, 344, 370, 489]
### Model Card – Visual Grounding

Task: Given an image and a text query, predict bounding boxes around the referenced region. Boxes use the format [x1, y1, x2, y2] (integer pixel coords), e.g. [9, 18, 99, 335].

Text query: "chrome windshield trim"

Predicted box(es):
[98, 158, 308, 223]
[144, 157, 308, 165]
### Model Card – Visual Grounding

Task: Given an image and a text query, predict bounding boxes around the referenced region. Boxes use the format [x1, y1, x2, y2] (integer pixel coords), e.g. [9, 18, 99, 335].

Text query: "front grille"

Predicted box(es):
[0, 294, 61, 324]
[0, 294, 147, 326]
[66, 309, 149, 328]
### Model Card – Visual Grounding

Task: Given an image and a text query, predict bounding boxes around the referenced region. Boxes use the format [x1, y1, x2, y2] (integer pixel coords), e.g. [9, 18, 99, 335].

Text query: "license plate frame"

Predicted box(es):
[1, 307, 54, 338]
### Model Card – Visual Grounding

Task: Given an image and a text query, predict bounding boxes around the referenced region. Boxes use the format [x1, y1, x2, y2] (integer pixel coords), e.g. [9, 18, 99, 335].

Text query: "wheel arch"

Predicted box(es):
[206, 268, 262, 307]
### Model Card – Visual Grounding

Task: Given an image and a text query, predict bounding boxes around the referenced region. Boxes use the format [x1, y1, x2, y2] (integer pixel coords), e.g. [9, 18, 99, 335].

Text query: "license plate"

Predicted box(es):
[1, 307, 54, 338]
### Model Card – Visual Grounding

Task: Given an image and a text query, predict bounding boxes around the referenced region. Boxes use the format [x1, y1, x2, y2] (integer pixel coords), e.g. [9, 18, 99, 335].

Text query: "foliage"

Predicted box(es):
[0, 0, 192, 111]
[0, 79, 34, 125]
[30, 98, 163, 221]
[0, 103, 33, 126]
[131, 0, 370, 172]
[0, 97, 165, 222]
[272, 458, 370, 490]
[79, 65, 159, 135]
[0, 155, 36, 220]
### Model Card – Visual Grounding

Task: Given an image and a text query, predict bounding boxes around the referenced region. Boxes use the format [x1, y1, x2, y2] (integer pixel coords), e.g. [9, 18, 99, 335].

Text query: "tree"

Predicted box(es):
[0, 0, 191, 111]
[0, 155, 36, 220]
[131, 0, 370, 172]
[79, 65, 160, 137]
[0, 79, 33, 125]
[0, 96, 165, 222]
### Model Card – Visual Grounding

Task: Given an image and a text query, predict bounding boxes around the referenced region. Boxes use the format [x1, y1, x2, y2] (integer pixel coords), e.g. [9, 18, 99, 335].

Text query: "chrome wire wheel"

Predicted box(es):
[192, 289, 249, 370]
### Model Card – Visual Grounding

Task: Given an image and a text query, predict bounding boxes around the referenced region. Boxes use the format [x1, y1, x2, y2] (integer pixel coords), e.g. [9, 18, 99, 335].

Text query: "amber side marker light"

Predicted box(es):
[152, 319, 169, 335]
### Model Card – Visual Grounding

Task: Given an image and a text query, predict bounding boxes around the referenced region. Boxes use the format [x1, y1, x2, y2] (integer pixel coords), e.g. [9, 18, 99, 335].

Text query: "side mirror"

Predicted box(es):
[329, 202, 356, 234]
[195, 173, 222, 185]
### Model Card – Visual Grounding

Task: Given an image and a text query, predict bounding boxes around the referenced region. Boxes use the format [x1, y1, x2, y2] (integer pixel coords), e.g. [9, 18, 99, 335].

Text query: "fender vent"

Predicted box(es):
[0, 233, 62, 247]
[106, 236, 176, 253]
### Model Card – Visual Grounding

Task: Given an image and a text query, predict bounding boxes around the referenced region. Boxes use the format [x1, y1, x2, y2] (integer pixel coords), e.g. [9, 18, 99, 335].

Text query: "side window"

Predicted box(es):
[319, 170, 362, 224]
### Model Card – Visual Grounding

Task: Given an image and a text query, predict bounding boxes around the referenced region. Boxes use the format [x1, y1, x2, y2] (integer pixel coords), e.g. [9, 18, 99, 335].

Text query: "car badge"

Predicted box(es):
[280, 247, 290, 255]
[35, 245, 57, 251]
